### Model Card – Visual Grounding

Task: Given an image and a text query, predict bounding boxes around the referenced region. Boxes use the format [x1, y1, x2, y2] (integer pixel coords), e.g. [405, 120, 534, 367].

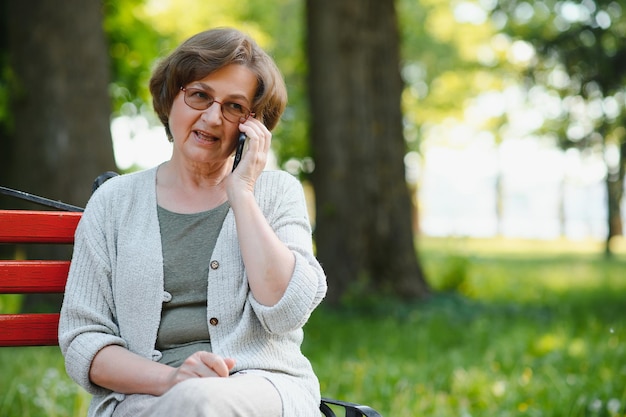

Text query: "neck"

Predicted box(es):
[156, 161, 230, 213]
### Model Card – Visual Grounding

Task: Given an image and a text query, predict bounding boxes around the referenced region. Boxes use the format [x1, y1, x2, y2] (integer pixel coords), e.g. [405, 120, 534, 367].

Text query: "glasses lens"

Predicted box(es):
[182, 88, 251, 122]
[184, 88, 211, 110]
[223, 103, 250, 123]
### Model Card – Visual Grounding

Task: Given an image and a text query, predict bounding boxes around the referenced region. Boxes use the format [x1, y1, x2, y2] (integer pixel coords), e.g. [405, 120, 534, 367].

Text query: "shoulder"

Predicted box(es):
[253, 170, 308, 219]
[255, 170, 300, 193]
[83, 167, 157, 217]
[94, 167, 156, 194]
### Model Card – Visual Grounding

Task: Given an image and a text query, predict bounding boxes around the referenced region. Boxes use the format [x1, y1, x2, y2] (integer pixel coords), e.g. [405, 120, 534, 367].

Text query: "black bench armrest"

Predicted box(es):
[320, 397, 383, 417]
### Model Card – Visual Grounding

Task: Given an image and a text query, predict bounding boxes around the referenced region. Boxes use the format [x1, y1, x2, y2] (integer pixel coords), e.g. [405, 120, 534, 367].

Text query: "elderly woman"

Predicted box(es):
[59, 27, 327, 417]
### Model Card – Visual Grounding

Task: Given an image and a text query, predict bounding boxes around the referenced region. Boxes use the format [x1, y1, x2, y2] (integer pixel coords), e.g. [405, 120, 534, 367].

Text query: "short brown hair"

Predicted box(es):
[149, 28, 287, 140]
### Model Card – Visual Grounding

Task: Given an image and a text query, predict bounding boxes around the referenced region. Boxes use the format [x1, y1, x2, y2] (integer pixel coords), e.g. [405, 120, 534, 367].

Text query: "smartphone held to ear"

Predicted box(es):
[232, 132, 246, 172]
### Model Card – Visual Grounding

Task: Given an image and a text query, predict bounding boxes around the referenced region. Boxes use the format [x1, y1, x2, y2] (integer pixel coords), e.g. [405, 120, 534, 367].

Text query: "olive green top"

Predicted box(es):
[155, 202, 229, 367]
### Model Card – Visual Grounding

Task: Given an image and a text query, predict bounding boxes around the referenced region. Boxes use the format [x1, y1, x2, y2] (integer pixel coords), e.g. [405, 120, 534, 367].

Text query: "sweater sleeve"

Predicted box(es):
[248, 172, 327, 334]
[58, 189, 127, 396]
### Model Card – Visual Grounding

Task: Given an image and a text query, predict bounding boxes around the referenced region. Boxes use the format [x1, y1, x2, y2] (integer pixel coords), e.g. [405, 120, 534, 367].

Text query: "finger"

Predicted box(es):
[259, 126, 272, 153]
[238, 131, 268, 169]
[177, 354, 213, 378]
[248, 129, 271, 158]
[241, 119, 270, 147]
[198, 352, 231, 377]
[224, 357, 236, 370]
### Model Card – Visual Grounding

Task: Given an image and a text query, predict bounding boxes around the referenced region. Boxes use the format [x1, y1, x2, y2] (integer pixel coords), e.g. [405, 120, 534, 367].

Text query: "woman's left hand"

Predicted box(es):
[226, 117, 272, 200]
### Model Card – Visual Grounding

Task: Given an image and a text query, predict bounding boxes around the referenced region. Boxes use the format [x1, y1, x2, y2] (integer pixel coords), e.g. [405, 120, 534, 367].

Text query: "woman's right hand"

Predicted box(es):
[166, 352, 236, 387]
[89, 345, 236, 396]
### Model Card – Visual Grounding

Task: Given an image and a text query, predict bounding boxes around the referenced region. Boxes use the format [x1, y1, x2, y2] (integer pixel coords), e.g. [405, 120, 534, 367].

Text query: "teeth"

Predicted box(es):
[196, 131, 215, 141]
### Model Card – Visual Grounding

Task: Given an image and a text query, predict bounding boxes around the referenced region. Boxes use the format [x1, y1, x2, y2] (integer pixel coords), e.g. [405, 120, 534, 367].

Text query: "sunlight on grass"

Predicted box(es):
[1, 236, 625, 416]
[0, 347, 90, 417]
[304, 236, 626, 416]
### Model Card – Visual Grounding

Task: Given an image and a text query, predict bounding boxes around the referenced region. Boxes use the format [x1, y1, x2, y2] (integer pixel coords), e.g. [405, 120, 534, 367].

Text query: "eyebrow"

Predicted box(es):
[190, 82, 251, 104]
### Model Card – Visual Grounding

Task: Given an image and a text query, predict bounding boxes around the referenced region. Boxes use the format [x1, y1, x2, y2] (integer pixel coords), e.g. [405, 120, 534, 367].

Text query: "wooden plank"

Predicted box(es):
[0, 313, 60, 346]
[0, 210, 81, 244]
[0, 260, 69, 293]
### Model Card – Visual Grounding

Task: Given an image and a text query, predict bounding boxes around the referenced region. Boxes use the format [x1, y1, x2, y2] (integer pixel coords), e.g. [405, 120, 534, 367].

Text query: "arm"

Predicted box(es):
[90, 345, 172, 395]
[227, 189, 295, 306]
[226, 119, 296, 306]
[89, 345, 236, 395]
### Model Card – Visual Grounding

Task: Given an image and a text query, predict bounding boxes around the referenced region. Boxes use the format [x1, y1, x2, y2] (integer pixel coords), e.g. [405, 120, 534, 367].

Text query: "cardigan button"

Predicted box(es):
[210, 260, 219, 270]
[209, 317, 219, 326]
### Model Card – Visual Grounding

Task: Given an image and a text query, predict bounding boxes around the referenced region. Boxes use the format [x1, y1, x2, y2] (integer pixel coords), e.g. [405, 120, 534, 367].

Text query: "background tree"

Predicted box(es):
[0, 0, 545, 308]
[104, 0, 168, 121]
[398, 0, 525, 239]
[1, 0, 116, 208]
[0, 0, 116, 310]
[490, 0, 626, 254]
[306, 0, 429, 304]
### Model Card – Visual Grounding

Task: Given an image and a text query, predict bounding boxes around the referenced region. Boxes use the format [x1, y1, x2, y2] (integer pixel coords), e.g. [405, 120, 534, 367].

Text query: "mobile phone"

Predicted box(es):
[232, 132, 247, 172]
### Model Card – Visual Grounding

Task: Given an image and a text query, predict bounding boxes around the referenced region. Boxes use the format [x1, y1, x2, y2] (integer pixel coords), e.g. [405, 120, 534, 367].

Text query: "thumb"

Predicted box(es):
[224, 357, 236, 370]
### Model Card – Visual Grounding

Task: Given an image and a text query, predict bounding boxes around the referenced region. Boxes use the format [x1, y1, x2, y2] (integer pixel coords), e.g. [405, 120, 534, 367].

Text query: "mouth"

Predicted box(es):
[193, 130, 219, 143]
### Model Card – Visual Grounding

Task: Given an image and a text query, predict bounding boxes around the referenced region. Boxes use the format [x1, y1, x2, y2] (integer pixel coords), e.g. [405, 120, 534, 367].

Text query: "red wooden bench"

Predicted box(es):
[0, 210, 80, 346]
[0, 203, 382, 417]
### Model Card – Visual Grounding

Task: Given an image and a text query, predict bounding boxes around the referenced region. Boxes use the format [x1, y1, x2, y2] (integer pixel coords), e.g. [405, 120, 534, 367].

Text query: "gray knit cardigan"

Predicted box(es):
[59, 167, 327, 417]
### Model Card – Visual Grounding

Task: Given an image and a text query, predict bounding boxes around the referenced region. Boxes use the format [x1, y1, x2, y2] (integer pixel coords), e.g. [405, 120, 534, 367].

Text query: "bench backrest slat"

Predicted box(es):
[0, 210, 81, 244]
[0, 261, 70, 293]
[0, 314, 60, 346]
[0, 209, 80, 347]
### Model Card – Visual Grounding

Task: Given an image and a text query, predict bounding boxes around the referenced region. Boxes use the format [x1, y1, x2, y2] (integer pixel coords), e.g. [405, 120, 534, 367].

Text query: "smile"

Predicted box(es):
[194, 130, 218, 142]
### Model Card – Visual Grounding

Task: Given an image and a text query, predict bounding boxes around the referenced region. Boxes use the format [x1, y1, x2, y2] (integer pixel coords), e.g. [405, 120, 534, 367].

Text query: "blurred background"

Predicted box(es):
[0, 0, 624, 416]
[98, 0, 624, 244]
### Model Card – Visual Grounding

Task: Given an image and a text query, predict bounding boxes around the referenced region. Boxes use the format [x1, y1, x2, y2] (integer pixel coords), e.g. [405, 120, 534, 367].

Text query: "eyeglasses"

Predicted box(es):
[180, 86, 255, 123]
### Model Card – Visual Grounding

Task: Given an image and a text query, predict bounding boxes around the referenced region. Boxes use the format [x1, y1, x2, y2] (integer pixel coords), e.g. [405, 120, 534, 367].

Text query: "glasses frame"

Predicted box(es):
[180, 86, 255, 123]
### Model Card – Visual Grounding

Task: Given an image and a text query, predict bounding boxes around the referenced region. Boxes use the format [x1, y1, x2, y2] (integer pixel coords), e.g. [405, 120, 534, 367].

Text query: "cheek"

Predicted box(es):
[168, 102, 193, 138]
[223, 125, 241, 149]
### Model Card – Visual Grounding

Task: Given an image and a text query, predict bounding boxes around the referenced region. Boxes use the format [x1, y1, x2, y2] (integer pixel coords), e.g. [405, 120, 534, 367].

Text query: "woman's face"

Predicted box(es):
[168, 64, 257, 168]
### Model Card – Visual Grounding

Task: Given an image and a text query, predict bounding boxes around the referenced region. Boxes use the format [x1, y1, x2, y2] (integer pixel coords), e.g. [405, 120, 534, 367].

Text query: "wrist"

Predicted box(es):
[227, 186, 255, 208]
[151, 363, 177, 396]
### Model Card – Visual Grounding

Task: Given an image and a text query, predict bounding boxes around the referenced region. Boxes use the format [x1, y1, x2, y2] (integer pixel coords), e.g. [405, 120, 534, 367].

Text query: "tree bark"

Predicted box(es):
[306, 0, 429, 304]
[1, 0, 116, 311]
[3, 0, 116, 209]
[605, 139, 626, 256]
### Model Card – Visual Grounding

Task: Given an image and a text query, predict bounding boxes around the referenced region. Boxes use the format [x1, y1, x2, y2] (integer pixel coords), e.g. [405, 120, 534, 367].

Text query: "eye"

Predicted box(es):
[225, 102, 245, 113]
[189, 89, 210, 100]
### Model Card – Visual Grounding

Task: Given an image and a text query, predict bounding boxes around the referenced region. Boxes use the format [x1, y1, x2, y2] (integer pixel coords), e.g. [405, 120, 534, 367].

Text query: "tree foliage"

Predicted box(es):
[102, 0, 501, 172]
[398, 0, 513, 148]
[6, 0, 614, 305]
[104, 0, 168, 116]
[490, 0, 626, 250]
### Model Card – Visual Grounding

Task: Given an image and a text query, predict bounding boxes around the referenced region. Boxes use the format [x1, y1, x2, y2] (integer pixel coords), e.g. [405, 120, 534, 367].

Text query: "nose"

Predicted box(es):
[201, 101, 223, 124]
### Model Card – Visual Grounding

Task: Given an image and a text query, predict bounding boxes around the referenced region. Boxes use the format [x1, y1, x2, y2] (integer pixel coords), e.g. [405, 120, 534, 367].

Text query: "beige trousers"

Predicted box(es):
[111, 373, 283, 417]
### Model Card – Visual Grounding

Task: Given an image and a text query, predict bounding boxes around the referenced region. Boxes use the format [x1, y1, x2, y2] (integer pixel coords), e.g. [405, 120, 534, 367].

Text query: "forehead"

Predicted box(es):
[191, 64, 258, 102]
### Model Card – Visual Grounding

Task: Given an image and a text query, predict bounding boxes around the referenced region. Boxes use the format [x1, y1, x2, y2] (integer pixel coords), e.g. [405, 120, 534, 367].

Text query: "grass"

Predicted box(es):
[1, 236, 625, 416]
[306, 237, 626, 416]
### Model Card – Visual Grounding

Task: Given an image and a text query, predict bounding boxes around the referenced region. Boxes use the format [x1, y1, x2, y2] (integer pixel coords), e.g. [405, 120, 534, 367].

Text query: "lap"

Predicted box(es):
[112, 373, 282, 417]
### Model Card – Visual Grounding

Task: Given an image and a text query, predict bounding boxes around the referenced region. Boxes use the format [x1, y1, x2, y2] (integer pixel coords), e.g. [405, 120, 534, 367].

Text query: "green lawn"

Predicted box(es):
[1, 237, 625, 416]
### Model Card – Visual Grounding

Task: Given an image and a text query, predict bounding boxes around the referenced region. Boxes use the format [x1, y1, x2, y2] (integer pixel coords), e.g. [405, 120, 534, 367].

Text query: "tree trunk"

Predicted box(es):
[1, 0, 116, 311]
[3, 0, 115, 209]
[605, 139, 626, 256]
[495, 170, 504, 237]
[306, 0, 429, 304]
